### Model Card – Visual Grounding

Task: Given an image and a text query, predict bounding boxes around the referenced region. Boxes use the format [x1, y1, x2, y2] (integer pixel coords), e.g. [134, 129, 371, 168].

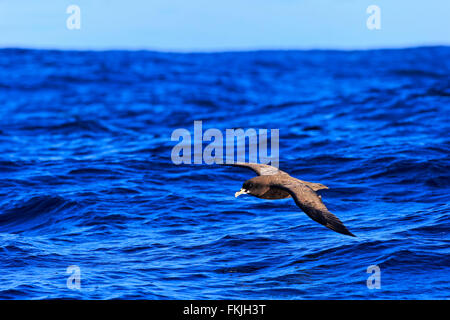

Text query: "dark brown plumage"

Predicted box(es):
[225, 162, 355, 237]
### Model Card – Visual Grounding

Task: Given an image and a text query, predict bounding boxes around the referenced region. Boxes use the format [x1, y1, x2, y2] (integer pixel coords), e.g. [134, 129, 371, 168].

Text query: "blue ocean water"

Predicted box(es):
[0, 47, 449, 299]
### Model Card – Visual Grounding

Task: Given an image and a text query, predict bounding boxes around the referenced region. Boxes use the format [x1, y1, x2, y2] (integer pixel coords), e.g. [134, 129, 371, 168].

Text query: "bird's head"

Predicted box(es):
[235, 176, 270, 198]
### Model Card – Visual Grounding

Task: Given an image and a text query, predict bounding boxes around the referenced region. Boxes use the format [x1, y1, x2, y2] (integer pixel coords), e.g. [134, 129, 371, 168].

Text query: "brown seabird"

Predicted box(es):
[225, 162, 355, 237]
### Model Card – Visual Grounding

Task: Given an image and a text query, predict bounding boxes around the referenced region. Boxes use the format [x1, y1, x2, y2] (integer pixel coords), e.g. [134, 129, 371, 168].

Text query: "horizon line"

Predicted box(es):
[1, 43, 449, 54]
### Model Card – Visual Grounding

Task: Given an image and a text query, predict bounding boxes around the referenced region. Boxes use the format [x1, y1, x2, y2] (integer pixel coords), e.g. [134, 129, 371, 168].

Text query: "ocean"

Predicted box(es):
[0, 47, 449, 299]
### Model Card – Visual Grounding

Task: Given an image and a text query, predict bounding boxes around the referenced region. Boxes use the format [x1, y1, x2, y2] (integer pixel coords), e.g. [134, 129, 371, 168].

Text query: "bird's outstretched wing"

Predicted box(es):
[271, 178, 355, 237]
[223, 162, 328, 191]
[223, 162, 289, 176]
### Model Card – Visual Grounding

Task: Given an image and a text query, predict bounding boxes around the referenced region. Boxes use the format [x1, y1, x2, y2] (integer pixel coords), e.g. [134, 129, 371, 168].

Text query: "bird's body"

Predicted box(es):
[226, 162, 355, 237]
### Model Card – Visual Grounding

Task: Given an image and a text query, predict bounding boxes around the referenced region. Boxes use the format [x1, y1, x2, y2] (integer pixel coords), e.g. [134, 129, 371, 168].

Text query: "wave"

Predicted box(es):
[0, 195, 78, 233]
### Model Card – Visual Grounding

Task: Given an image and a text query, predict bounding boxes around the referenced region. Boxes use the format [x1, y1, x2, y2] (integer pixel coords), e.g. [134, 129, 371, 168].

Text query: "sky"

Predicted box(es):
[0, 0, 449, 51]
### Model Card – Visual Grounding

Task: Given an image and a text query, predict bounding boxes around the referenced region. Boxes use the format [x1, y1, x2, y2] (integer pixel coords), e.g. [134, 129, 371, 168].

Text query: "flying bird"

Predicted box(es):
[225, 162, 355, 237]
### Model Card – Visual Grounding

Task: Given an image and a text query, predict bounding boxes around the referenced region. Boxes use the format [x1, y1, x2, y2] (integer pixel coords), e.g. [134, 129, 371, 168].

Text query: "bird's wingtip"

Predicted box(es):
[325, 222, 356, 237]
[341, 228, 356, 237]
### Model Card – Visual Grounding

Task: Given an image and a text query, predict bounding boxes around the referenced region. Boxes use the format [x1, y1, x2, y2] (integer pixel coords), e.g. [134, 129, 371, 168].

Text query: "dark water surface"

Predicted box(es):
[0, 47, 449, 299]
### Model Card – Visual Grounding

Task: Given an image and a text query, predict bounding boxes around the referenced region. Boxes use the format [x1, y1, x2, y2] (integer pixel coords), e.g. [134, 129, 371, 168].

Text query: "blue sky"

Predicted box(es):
[0, 0, 449, 51]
